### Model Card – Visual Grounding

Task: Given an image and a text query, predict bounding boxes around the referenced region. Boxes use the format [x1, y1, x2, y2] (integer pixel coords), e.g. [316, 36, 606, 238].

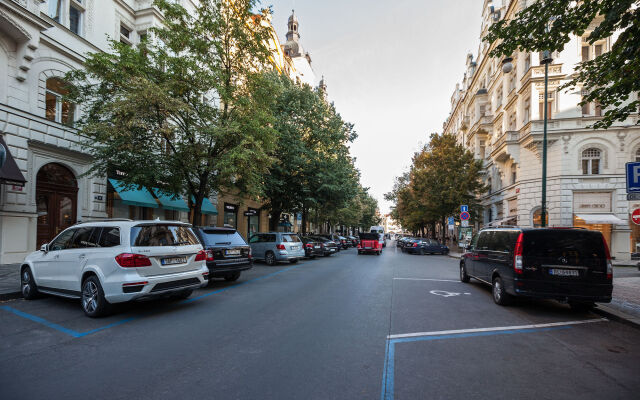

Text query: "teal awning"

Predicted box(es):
[152, 188, 189, 212]
[191, 196, 218, 215]
[109, 179, 158, 208]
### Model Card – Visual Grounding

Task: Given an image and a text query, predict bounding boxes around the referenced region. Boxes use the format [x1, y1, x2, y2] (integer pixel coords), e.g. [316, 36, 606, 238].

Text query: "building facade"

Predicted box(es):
[442, 0, 640, 260]
[0, 1, 321, 264]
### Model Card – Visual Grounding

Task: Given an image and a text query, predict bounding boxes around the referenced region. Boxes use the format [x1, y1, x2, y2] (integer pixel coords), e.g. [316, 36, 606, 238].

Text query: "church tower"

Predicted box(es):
[284, 10, 303, 57]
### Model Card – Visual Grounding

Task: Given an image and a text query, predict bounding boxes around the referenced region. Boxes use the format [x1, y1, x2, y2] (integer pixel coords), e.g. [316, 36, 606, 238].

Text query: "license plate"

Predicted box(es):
[314, 246, 320, 249]
[226, 249, 241, 256]
[291, 246, 299, 250]
[364, 247, 371, 249]
[161, 257, 187, 265]
[549, 269, 579, 277]
[330, 248, 335, 252]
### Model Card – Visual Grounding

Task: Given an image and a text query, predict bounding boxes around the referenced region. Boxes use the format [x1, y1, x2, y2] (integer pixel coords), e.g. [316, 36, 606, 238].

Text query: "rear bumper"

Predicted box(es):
[511, 279, 613, 302]
[105, 267, 208, 303]
[207, 260, 252, 278]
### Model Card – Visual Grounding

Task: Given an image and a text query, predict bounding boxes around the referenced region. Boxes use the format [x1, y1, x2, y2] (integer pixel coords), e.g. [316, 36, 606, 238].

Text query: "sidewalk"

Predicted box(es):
[0, 263, 20, 300]
[448, 252, 640, 327]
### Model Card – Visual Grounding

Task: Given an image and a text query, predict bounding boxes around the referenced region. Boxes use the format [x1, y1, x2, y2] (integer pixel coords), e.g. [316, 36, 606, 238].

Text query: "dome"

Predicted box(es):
[288, 10, 298, 23]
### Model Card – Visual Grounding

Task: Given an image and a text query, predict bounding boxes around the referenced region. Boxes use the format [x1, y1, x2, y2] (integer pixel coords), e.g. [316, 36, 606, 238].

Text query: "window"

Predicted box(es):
[45, 78, 74, 126]
[138, 31, 148, 44]
[120, 24, 131, 44]
[581, 46, 590, 62]
[98, 227, 120, 247]
[539, 91, 554, 119]
[581, 148, 601, 175]
[479, 140, 486, 159]
[594, 101, 602, 117]
[223, 203, 238, 228]
[594, 44, 603, 57]
[487, 178, 492, 194]
[524, 99, 530, 124]
[582, 102, 590, 115]
[69, 1, 83, 35]
[523, 53, 531, 72]
[48, 0, 62, 23]
[636, 148, 640, 162]
[49, 229, 76, 251]
[69, 227, 101, 248]
[511, 164, 517, 185]
[130, 225, 199, 246]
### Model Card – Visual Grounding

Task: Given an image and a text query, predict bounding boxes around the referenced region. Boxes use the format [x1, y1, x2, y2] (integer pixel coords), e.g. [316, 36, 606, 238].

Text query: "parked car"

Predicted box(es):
[460, 228, 613, 310]
[193, 226, 252, 282]
[318, 234, 342, 251]
[310, 236, 339, 256]
[405, 238, 449, 255]
[249, 232, 305, 265]
[396, 236, 409, 248]
[347, 235, 359, 247]
[300, 236, 324, 259]
[20, 220, 209, 317]
[357, 232, 382, 255]
[400, 237, 419, 252]
[336, 235, 349, 249]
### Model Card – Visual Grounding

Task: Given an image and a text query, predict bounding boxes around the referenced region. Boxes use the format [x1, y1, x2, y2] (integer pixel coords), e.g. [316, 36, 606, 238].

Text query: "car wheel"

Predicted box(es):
[460, 263, 470, 283]
[21, 267, 39, 300]
[170, 289, 194, 299]
[81, 276, 111, 318]
[265, 251, 277, 266]
[569, 301, 595, 312]
[492, 276, 511, 306]
[376, 251, 381, 256]
[224, 272, 241, 282]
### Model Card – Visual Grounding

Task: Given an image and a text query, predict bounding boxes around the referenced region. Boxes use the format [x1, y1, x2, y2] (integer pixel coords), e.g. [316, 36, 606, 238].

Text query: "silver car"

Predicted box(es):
[248, 232, 305, 265]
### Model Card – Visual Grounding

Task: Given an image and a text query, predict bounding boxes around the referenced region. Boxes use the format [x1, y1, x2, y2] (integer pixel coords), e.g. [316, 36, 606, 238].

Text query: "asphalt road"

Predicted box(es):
[1, 243, 639, 400]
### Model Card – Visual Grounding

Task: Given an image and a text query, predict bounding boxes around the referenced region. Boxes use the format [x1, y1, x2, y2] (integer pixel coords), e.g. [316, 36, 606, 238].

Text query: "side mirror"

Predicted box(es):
[40, 244, 49, 253]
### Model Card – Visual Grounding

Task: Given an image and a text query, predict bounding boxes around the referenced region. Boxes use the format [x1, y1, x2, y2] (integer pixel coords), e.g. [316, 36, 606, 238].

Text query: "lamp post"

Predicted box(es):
[540, 50, 553, 227]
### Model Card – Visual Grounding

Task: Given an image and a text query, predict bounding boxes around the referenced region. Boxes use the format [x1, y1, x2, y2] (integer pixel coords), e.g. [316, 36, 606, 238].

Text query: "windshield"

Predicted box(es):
[131, 225, 199, 247]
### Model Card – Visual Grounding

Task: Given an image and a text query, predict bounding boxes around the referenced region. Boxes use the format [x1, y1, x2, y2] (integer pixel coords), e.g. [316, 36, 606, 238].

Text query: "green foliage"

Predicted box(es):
[66, 0, 277, 223]
[386, 134, 486, 234]
[485, 0, 640, 129]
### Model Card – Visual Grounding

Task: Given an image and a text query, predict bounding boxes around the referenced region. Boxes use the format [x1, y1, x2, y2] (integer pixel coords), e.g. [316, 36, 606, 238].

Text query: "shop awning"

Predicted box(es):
[191, 196, 218, 215]
[575, 214, 627, 225]
[152, 188, 189, 212]
[0, 136, 27, 186]
[109, 179, 158, 208]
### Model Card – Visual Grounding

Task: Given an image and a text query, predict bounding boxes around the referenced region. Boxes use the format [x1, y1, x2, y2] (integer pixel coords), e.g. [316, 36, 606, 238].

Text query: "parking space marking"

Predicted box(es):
[0, 262, 307, 339]
[387, 318, 608, 339]
[380, 318, 608, 400]
[393, 278, 460, 282]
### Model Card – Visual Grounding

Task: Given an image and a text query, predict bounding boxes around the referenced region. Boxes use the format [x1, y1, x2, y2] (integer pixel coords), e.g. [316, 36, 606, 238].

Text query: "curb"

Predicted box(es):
[593, 304, 640, 329]
[0, 291, 22, 301]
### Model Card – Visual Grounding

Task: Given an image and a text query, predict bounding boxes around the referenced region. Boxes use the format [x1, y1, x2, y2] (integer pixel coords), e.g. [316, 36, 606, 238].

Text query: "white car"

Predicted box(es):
[20, 220, 209, 317]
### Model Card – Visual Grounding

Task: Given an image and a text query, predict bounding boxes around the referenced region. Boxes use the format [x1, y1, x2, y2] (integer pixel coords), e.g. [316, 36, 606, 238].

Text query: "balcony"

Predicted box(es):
[490, 131, 520, 163]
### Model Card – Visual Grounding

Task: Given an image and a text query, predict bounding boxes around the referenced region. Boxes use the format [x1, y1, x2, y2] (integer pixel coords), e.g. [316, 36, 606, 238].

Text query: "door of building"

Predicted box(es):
[36, 163, 78, 247]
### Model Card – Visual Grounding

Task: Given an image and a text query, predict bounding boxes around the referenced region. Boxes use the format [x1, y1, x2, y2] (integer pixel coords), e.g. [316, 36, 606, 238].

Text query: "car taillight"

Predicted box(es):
[115, 253, 152, 268]
[413, 243, 418, 247]
[193, 249, 207, 262]
[248, 247, 252, 259]
[305, 243, 313, 248]
[513, 233, 524, 275]
[276, 244, 286, 250]
[602, 235, 613, 279]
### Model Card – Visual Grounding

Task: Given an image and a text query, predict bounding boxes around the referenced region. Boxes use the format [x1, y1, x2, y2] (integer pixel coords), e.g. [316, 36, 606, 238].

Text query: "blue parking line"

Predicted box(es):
[380, 326, 570, 400]
[1, 262, 306, 338]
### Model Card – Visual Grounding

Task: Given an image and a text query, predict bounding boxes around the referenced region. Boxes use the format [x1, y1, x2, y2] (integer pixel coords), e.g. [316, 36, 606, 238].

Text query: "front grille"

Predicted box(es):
[150, 278, 200, 292]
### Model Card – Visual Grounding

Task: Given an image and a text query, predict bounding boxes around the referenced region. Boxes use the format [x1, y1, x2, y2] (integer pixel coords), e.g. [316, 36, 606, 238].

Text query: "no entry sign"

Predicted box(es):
[632, 209, 640, 225]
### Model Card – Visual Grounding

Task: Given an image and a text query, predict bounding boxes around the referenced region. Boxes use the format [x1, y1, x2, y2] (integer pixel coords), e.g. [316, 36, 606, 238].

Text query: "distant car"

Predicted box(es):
[405, 238, 449, 255]
[460, 228, 613, 310]
[357, 232, 382, 255]
[310, 236, 339, 256]
[300, 236, 324, 258]
[193, 227, 252, 282]
[20, 220, 209, 317]
[336, 235, 349, 249]
[347, 235, 359, 247]
[318, 234, 342, 251]
[249, 232, 305, 265]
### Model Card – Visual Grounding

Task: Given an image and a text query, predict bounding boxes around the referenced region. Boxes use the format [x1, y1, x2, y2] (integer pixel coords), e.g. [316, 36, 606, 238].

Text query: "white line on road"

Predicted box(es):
[393, 278, 461, 282]
[387, 318, 608, 339]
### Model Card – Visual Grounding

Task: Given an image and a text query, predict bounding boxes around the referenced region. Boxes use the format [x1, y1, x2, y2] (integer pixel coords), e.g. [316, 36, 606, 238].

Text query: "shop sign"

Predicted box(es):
[573, 192, 611, 213]
[224, 204, 238, 212]
[244, 209, 257, 216]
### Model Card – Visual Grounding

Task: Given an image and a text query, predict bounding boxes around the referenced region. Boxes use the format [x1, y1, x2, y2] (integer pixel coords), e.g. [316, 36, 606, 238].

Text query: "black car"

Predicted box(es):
[336, 235, 349, 249]
[193, 227, 252, 282]
[347, 235, 359, 247]
[318, 234, 342, 251]
[300, 236, 324, 258]
[460, 228, 613, 309]
[311, 236, 339, 256]
[405, 238, 449, 255]
[397, 237, 411, 248]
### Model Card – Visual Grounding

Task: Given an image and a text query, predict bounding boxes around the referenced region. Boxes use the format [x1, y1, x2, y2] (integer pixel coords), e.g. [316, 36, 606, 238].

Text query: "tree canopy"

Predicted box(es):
[485, 0, 640, 129]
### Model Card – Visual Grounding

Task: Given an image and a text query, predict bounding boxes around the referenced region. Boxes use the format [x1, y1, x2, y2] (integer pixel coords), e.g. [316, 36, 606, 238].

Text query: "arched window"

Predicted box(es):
[581, 148, 601, 175]
[532, 207, 548, 228]
[45, 77, 74, 126]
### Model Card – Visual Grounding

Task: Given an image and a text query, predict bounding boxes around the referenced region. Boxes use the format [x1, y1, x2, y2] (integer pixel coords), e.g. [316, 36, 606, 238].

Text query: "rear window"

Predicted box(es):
[522, 230, 606, 262]
[282, 234, 301, 243]
[131, 225, 199, 247]
[199, 229, 247, 246]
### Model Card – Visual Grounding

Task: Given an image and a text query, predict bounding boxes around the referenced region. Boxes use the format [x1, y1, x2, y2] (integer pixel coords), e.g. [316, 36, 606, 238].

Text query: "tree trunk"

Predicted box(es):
[191, 193, 204, 226]
[301, 206, 308, 235]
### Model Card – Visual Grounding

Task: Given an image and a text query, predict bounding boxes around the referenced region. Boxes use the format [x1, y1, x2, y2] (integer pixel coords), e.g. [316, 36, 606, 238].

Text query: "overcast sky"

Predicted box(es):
[265, 0, 484, 213]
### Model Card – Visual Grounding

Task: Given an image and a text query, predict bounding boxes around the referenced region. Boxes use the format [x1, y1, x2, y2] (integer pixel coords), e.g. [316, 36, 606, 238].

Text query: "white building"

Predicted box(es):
[442, 0, 640, 261]
[282, 10, 316, 87]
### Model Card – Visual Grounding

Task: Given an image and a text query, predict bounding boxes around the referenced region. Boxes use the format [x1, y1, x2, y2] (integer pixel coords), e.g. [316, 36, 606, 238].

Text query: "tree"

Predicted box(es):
[485, 0, 640, 129]
[67, 0, 277, 224]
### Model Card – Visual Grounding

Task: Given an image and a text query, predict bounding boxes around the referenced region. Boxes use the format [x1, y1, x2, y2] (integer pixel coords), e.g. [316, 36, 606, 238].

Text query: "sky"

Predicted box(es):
[265, 0, 484, 214]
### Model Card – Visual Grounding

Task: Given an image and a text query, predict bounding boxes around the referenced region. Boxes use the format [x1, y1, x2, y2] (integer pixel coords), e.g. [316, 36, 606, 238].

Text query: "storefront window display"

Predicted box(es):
[224, 203, 238, 228]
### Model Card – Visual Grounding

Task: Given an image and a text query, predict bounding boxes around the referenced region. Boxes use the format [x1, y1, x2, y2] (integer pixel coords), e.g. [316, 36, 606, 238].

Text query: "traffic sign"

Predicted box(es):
[461, 220, 469, 227]
[628, 193, 640, 201]
[626, 162, 640, 193]
[632, 209, 640, 226]
[460, 205, 468, 212]
[448, 217, 455, 225]
[460, 211, 470, 221]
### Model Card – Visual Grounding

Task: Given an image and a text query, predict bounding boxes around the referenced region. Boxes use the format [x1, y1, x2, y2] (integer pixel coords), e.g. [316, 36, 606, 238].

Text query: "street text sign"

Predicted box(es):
[626, 162, 640, 192]
[632, 209, 640, 226]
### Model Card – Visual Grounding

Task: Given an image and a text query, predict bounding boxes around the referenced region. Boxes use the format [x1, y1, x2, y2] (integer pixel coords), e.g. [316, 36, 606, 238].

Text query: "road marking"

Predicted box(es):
[380, 317, 608, 400]
[393, 278, 461, 282]
[387, 318, 608, 339]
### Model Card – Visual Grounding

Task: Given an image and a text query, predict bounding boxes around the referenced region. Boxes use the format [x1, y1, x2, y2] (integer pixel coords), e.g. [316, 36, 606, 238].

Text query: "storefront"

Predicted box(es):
[630, 201, 640, 257]
[572, 192, 626, 248]
[223, 203, 238, 228]
[246, 208, 260, 236]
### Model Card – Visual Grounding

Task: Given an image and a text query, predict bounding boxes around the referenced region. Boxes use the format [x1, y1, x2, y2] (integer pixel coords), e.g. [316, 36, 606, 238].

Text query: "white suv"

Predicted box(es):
[20, 220, 209, 317]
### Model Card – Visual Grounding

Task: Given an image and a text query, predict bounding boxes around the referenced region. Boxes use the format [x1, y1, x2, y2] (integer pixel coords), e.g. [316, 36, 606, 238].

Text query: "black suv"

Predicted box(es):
[193, 227, 252, 282]
[460, 228, 613, 309]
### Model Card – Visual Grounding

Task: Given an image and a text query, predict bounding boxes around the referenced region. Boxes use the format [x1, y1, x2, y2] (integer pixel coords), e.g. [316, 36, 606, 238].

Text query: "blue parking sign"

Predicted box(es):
[627, 162, 640, 192]
[448, 217, 454, 225]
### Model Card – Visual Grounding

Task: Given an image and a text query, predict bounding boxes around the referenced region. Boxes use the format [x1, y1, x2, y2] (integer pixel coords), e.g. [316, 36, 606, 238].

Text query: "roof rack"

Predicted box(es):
[75, 218, 133, 224]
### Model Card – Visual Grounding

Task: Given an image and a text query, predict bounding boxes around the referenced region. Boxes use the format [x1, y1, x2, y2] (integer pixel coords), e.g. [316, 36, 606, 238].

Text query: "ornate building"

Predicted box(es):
[282, 10, 315, 87]
[442, 0, 640, 260]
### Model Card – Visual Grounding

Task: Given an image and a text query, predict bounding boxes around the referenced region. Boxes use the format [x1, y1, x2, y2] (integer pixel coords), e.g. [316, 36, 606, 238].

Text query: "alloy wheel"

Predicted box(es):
[82, 280, 99, 314]
[21, 270, 31, 297]
[493, 279, 501, 303]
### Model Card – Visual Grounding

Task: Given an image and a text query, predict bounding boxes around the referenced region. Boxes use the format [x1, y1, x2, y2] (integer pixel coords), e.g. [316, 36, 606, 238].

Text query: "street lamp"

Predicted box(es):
[540, 50, 553, 227]
[501, 57, 514, 74]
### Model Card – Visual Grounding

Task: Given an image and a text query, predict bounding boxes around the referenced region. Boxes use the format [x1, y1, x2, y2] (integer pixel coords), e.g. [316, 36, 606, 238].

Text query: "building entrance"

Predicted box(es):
[36, 163, 78, 247]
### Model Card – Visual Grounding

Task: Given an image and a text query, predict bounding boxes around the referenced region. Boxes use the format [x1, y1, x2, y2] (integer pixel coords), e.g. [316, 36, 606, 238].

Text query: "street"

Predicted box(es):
[1, 242, 639, 400]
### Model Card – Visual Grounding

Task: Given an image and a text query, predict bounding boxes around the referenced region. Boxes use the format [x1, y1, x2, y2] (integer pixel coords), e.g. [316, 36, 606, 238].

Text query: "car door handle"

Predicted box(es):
[79, 254, 86, 259]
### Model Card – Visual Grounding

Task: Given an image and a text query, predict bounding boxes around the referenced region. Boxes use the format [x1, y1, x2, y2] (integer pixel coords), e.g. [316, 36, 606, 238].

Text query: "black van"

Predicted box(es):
[460, 228, 613, 309]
